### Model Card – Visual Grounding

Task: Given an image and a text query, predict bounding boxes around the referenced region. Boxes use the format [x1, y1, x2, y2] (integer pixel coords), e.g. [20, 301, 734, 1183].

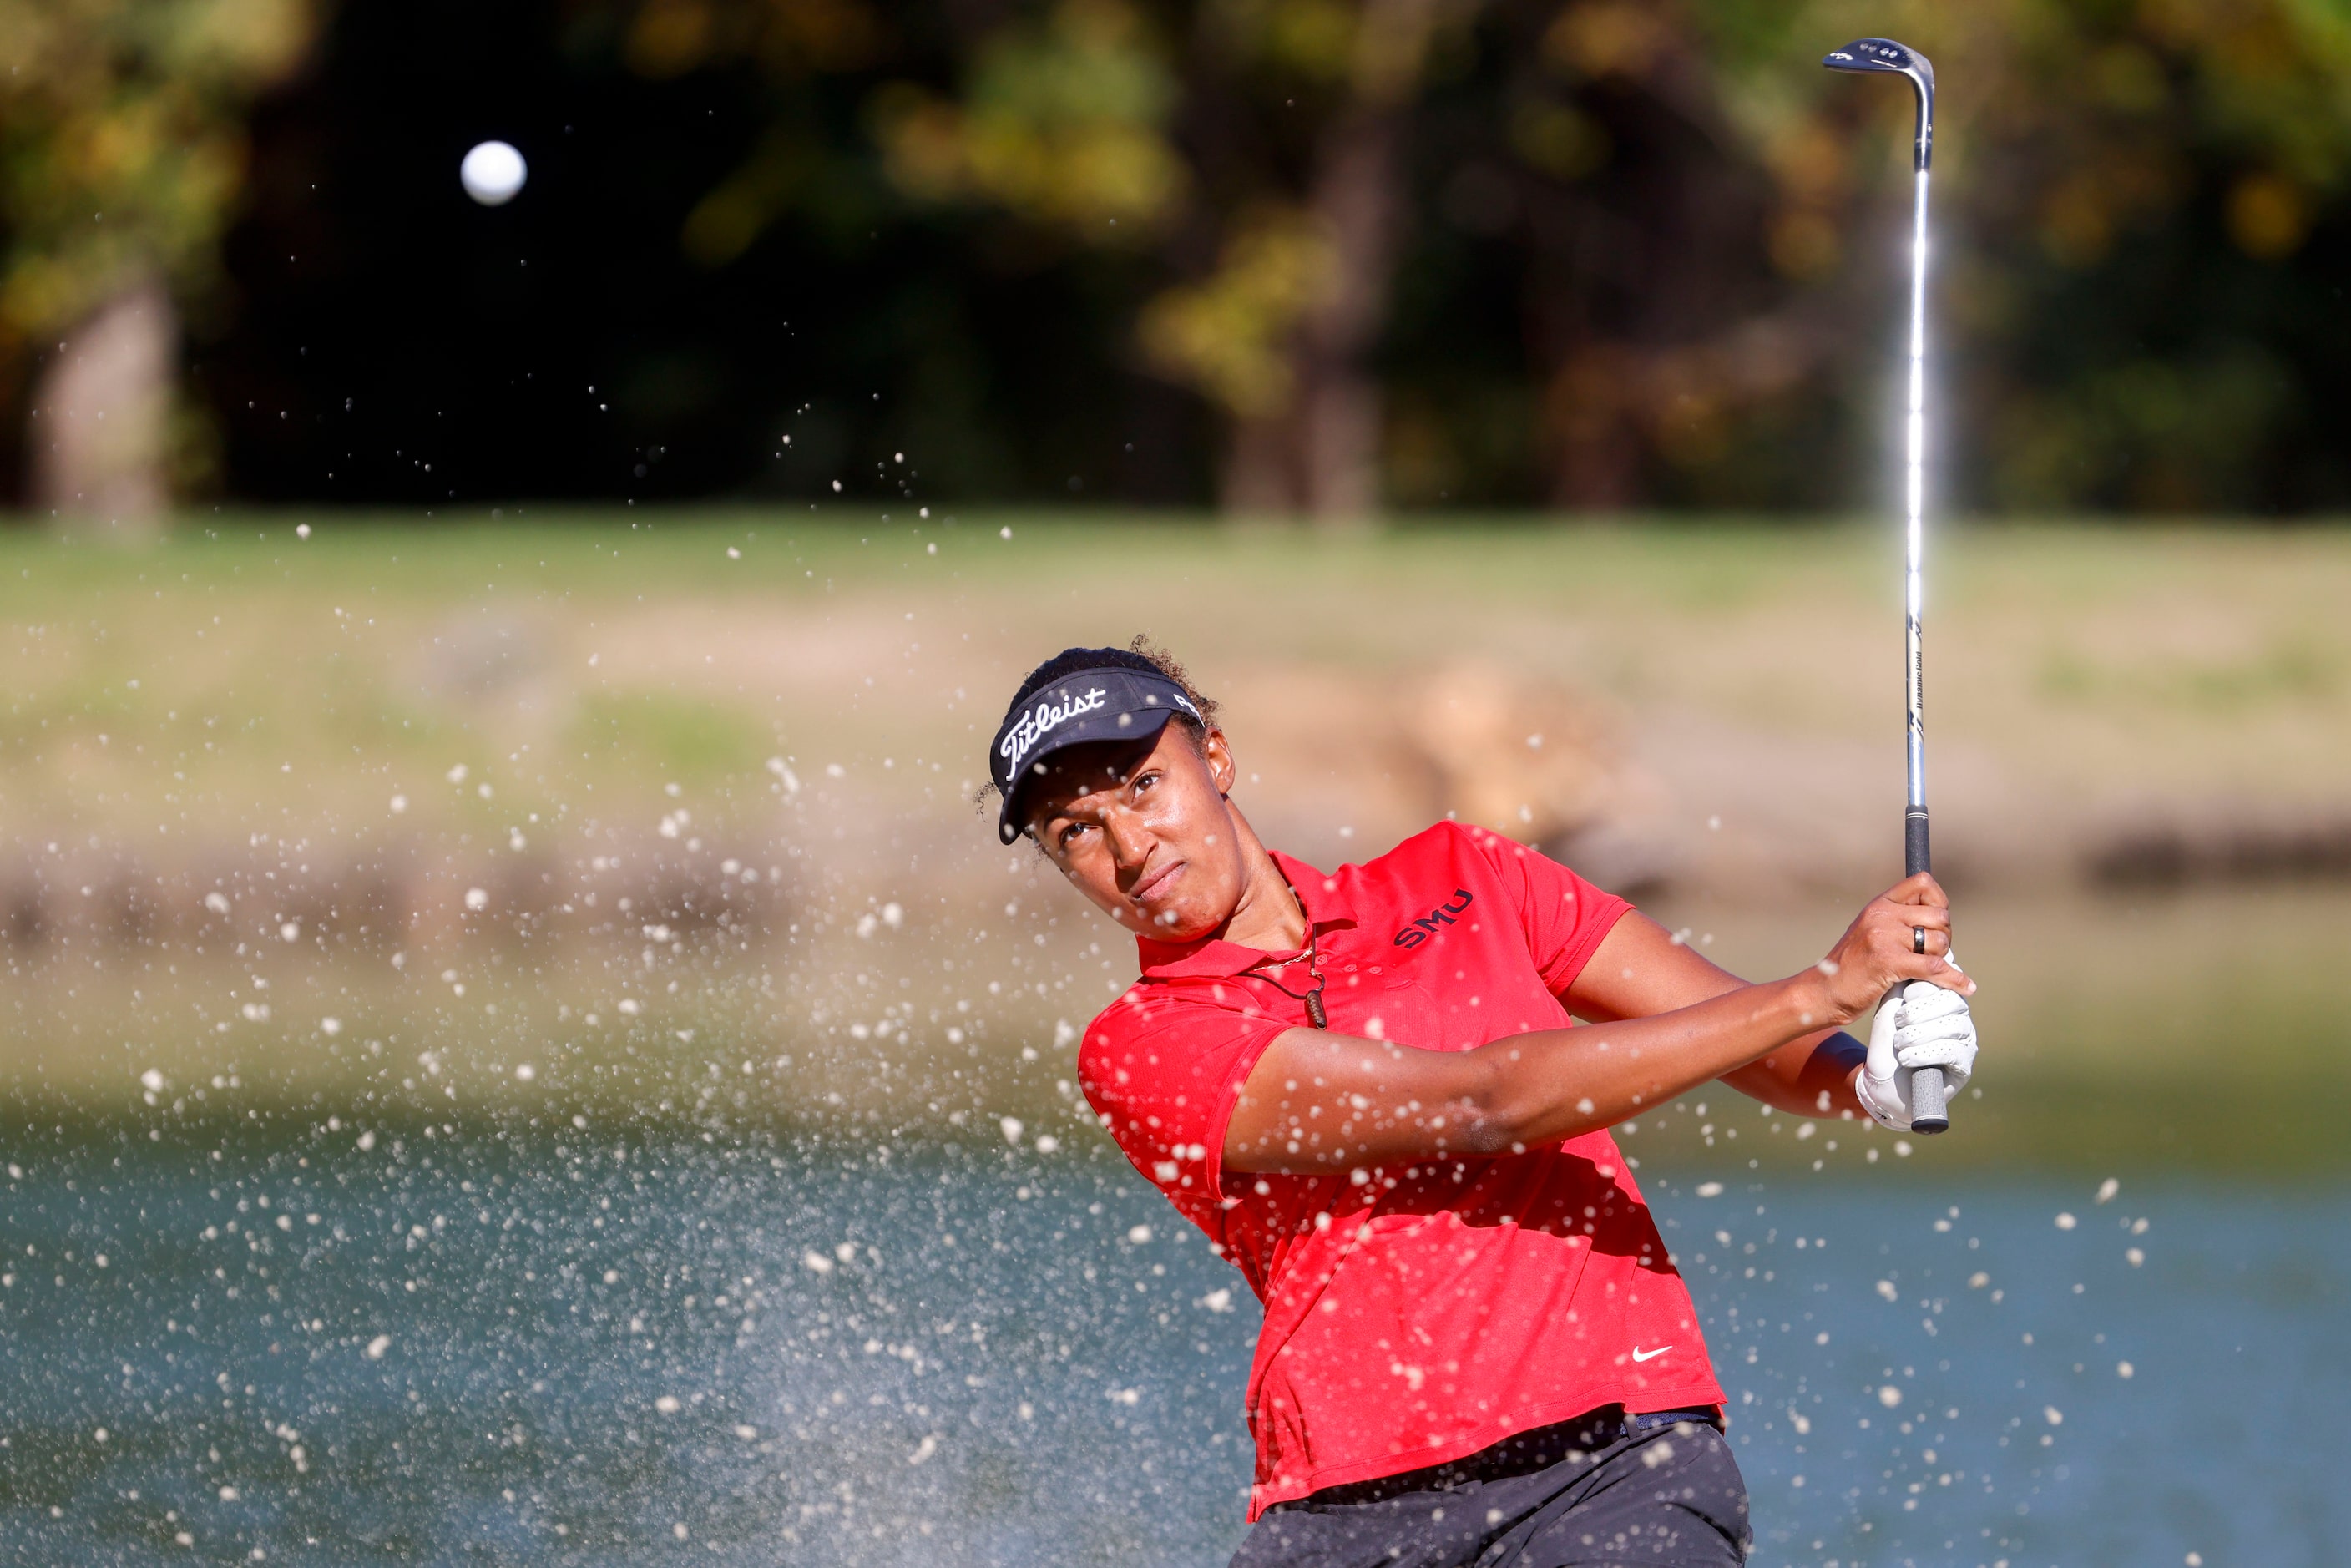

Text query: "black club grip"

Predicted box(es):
[1902, 806, 1949, 1133]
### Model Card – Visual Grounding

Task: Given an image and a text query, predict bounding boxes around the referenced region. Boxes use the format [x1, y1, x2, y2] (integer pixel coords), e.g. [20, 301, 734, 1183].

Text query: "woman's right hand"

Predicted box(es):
[1806, 873, 1974, 1027]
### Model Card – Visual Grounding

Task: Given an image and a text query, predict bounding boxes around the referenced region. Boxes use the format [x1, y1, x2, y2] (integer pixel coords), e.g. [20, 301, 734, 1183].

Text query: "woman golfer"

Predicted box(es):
[987, 642, 1978, 1567]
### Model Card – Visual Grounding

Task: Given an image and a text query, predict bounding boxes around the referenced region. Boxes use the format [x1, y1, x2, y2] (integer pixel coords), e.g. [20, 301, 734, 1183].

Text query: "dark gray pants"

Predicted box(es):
[1230, 1409, 1752, 1568]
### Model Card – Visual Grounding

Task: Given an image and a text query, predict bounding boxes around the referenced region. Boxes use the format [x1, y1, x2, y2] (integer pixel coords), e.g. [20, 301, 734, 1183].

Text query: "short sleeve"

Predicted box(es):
[1079, 991, 1288, 1229]
[1462, 827, 1634, 999]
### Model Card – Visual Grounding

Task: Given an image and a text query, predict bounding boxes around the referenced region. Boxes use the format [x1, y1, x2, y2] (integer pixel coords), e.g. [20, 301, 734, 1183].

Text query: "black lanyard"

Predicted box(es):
[1250, 902, 1328, 1029]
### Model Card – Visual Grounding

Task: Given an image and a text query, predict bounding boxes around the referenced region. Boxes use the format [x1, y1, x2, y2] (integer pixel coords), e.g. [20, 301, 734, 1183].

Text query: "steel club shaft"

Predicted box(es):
[1825, 35, 1949, 1134]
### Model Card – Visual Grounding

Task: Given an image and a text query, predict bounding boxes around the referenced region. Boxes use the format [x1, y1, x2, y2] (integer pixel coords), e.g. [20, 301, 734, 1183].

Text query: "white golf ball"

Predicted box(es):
[460, 141, 527, 206]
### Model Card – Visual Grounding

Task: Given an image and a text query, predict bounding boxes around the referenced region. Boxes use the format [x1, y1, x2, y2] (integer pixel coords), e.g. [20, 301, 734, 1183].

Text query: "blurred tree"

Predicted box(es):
[0, 0, 317, 529]
[1367, 0, 2351, 513]
[1470, 0, 1798, 507]
[629, 0, 1489, 520]
[861, 0, 1499, 519]
[1658, 0, 2351, 512]
[1128, 0, 1477, 519]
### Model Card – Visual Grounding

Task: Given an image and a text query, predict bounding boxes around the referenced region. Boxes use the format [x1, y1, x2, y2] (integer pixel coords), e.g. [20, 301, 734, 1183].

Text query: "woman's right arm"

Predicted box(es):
[1221, 873, 1972, 1175]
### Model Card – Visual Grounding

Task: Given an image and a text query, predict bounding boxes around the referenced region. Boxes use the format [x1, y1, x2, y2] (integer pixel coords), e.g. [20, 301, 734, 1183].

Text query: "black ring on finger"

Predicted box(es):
[1912, 927, 1928, 954]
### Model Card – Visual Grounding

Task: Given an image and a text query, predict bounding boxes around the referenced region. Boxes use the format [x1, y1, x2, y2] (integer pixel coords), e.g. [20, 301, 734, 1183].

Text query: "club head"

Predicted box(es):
[1823, 38, 1934, 169]
[1823, 37, 1930, 84]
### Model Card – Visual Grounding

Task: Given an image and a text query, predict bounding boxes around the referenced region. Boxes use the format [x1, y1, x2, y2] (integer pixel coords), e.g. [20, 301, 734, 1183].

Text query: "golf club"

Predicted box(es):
[1823, 36, 1949, 1134]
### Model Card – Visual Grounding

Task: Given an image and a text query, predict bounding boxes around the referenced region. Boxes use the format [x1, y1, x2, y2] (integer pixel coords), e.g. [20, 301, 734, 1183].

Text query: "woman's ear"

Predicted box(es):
[1200, 727, 1238, 795]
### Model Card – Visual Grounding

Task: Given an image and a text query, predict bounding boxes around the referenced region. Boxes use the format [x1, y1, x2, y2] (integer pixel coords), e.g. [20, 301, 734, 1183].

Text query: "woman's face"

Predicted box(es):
[1023, 722, 1247, 943]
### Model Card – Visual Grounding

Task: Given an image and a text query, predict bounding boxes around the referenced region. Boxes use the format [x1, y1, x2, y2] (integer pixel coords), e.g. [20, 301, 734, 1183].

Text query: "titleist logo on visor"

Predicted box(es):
[999, 687, 1110, 775]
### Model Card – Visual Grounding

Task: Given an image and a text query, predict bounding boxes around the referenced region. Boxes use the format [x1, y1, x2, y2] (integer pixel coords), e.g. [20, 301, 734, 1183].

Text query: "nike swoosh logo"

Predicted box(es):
[1631, 1344, 1672, 1363]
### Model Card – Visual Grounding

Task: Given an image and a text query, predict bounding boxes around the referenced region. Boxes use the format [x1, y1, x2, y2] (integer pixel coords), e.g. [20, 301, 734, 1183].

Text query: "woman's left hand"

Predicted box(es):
[1856, 977, 1979, 1130]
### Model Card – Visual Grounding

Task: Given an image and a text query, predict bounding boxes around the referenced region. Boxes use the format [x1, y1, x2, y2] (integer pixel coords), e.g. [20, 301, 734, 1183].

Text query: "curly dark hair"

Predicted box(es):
[981, 635, 1220, 824]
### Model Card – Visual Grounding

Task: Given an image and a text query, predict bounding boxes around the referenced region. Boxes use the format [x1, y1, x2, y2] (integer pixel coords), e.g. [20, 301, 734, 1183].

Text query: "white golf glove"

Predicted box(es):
[1857, 974, 1978, 1131]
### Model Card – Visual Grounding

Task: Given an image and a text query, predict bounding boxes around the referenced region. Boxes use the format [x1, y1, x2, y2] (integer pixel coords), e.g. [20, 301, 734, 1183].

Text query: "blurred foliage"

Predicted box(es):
[0, 0, 316, 401]
[508, 0, 2351, 511]
[867, 1, 1186, 244]
[1698, 0, 2351, 510]
[1137, 209, 1334, 417]
[66, 0, 2351, 513]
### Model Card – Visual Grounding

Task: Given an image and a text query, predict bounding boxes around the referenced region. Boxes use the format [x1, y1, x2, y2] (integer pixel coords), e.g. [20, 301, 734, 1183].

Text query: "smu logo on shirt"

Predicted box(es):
[1392, 888, 1474, 950]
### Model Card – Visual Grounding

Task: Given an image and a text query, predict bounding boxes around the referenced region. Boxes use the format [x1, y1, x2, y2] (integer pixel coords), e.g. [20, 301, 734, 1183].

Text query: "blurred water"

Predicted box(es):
[0, 1123, 2342, 1567]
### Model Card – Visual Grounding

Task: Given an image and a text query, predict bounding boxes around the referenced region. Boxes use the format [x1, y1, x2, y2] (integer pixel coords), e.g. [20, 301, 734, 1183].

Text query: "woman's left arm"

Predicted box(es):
[1565, 913, 1868, 1120]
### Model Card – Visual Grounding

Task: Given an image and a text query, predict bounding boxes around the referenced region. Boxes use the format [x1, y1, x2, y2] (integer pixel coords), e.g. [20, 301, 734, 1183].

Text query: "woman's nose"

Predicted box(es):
[1103, 809, 1151, 866]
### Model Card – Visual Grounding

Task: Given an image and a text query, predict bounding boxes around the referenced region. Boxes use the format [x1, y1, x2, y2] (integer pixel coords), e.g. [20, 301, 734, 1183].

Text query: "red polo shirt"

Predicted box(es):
[1079, 821, 1723, 1518]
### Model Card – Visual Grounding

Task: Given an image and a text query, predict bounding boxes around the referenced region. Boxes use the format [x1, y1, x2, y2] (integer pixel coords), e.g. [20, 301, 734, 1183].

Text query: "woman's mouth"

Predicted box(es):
[1130, 860, 1184, 907]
